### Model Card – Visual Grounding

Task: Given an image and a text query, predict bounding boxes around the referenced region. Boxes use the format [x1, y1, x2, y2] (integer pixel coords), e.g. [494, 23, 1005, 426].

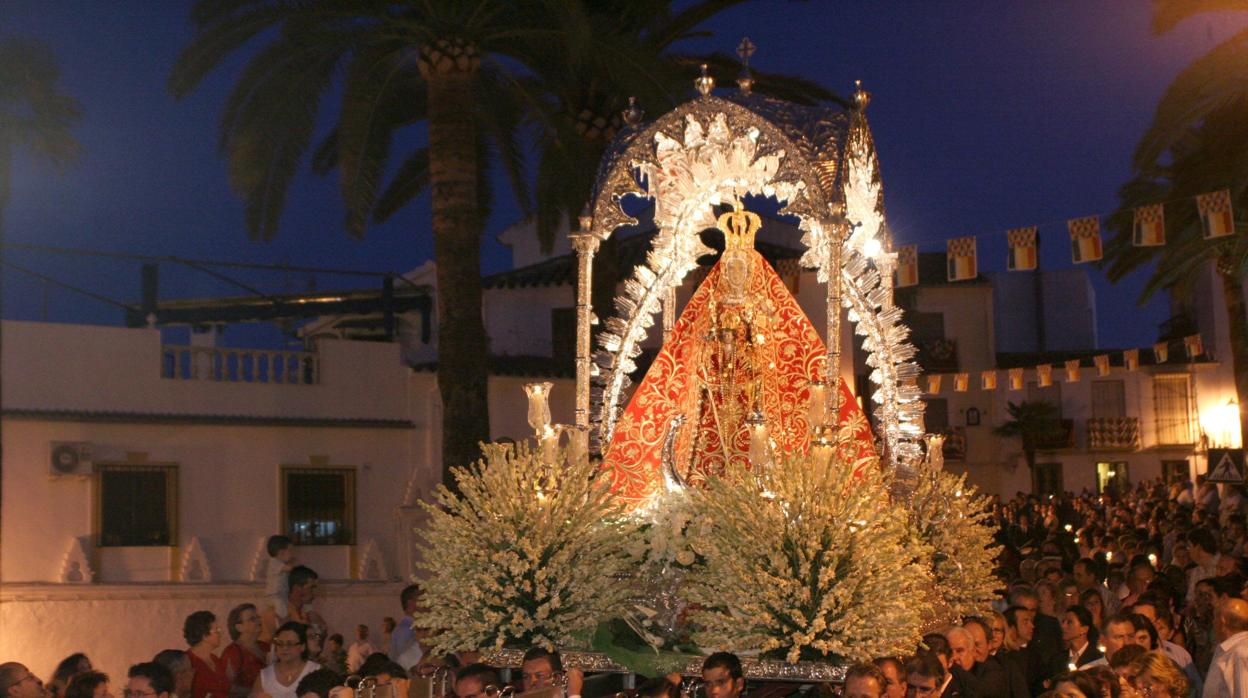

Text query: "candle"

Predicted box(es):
[807, 381, 829, 431]
[747, 410, 770, 466]
[524, 381, 553, 435]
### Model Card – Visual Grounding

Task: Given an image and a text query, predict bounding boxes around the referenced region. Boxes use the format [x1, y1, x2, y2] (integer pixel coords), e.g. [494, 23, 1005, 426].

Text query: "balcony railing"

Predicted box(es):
[1036, 419, 1076, 450]
[916, 338, 959, 373]
[1087, 417, 1140, 450]
[161, 345, 317, 385]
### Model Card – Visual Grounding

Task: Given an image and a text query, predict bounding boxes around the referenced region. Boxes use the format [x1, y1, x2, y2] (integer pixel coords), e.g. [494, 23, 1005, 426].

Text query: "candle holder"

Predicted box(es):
[747, 410, 771, 467]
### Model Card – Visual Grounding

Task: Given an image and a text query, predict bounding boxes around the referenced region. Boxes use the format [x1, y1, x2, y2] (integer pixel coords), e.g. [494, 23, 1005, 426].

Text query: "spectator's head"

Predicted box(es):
[1008, 586, 1040, 614]
[1187, 528, 1218, 562]
[520, 647, 563, 692]
[986, 611, 1008, 655]
[1108, 644, 1146, 673]
[961, 617, 991, 663]
[182, 611, 220, 649]
[1051, 671, 1099, 698]
[126, 664, 173, 698]
[150, 652, 190, 698]
[1073, 558, 1100, 590]
[1080, 666, 1120, 698]
[1004, 605, 1036, 649]
[1078, 589, 1105, 627]
[701, 652, 744, 698]
[634, 678, 679, 698]
[843, 663, 885, 698]
[1146, 605, 1176, 643]
[288, 566, 319, 604]
[227, 603, 261, 642]
[921, 633, 952, 671]
[0, 664, 45, 698]
[358, 656, 405, 684]
[295, 669, 341, 698]
[51, 655, 92, 698]
[64, 672, 110, 698]
[267, 534, 294, 561]
[1061, 606, 1094, 647]
[944, 626, 976, 671]
[872, 658, 906, 698]
[273, 621, 311, 662]
[1131, 651, 1188, 698]
[400, 584, 423, 615]
[903, 653, 945, 698]
[326, 634, 343, 653]
[453, 664, 500, 698]
[356, 624, 370, 641]
[382, 617, 396, 634]
[1099, 614, 1136, 660]
[1212, 573, 1246, 601]
[1127, 563, 1155, 595]
[1215, 597, 1248, 643]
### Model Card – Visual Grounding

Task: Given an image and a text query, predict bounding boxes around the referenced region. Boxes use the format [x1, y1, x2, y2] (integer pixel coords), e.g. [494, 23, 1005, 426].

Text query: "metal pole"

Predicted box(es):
[571, 213, 600, 438]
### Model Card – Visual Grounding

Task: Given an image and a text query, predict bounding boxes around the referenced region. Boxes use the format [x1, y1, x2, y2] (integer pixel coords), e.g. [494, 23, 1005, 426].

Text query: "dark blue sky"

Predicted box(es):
[2, 1, 1242, 349]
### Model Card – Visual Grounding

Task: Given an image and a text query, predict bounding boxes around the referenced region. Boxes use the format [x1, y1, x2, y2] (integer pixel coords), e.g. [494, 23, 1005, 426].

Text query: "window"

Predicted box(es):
[1097, 461, 1130, 495]
[1027, 381, 1063, 418]
[1091, 380, 1126, 419]
[924, 398, 949, 432]
[1154, 374, 1195, 445]
[1033, 462, 1064, 497]
[283, 467, 355, 545]
[1162, 459, 1191, 485]
[97, 464, 177, 547]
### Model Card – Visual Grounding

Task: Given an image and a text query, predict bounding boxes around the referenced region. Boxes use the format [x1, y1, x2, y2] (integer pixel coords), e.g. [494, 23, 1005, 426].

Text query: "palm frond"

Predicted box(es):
[373, 147, 430, 224]
[168, 3, 294, 98]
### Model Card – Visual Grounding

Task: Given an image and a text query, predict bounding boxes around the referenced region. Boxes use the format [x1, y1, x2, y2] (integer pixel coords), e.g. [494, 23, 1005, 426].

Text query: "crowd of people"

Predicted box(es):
[6, 476, 1248, 698]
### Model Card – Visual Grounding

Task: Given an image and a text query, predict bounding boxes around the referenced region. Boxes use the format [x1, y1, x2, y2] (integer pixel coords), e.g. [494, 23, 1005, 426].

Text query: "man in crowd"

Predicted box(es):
[1082, 613, 1136, 669]
[347, 624, 374, 674]
[1204, 597, 1248, 698]
[284, 565, 327, 631]
[453, 665, 500, 698]
[1061, 606, 1101, 668]
[903, 652, 949, 698]
[0, 664, 45, 698]
[701, 652, 744, 698]
[151, 651, 191, 698]
[1190, 528, 1223, 602]
[1073, 558, 1118, 615]
[390, 584, 426, 670]
[963, 617, 1026, 698]
[126, 664, 174, 698]
[843, 663, 885, 698]
[521, 647, 582, 698]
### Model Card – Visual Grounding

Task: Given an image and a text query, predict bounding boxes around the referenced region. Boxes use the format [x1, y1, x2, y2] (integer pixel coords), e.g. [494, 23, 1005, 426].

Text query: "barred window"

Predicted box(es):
[283, 467, 355, 545]
[1091, 380, 1126, 419]
[1154, 374, 1194, 445]
[97, 464, 177, 547]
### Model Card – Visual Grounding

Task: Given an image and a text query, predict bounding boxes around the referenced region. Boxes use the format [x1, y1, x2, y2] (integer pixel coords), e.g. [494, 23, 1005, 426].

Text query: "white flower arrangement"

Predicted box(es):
[413, 442, 643, 654]
[684, 428, 932, 663]
[906, 467, 1001, 621]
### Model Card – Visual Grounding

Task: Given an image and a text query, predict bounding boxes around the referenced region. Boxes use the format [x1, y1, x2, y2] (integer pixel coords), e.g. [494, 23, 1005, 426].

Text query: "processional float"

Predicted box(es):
[414, 48, 999, 683]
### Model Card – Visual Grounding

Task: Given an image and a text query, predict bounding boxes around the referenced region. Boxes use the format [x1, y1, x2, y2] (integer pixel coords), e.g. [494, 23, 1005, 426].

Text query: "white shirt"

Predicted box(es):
[260, 661, 321, 698]
[1204, 631, 1248, 698]
[346, 640, 375, 673]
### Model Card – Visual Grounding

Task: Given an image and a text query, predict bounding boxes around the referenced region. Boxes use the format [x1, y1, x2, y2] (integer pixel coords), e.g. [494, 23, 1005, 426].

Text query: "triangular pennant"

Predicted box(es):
[927, 374, 943, 394]
[1124, 348, 1139, 371]
[1185, 334, 1204, 358]
[1008, 368, 1024, 390]
[1154, 341, 1169, 363]
[981, 370, 997, 390]
[955, 373, 969, 392]
[1065, 359, 1081, 383]
[1133, 204, 1166, 247]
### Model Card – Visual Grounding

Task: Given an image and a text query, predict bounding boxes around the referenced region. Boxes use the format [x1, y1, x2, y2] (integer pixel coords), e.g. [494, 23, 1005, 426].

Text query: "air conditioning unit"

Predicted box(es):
[50, 442, 92, 477]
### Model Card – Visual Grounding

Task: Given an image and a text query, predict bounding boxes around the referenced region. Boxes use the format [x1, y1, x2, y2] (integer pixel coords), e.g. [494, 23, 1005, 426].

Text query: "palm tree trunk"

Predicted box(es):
[1218, 269, 1248, 448]
[421, 48, 489, 487]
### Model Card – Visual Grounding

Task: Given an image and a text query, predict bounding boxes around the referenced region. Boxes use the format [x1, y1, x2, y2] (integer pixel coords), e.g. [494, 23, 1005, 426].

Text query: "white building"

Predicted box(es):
[0, 320, 426, 683]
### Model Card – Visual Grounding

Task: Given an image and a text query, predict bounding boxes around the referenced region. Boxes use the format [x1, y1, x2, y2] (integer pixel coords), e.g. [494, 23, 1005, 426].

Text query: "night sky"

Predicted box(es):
[2, 1, 1243, 350]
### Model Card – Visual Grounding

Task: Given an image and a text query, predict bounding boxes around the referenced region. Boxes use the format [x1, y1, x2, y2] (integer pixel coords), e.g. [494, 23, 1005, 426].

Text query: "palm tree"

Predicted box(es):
[0, 35, 83, 574]
[170, 1, 837, 483]
[994, 400, 1064, 482]
[1101, 1, 1248, 446]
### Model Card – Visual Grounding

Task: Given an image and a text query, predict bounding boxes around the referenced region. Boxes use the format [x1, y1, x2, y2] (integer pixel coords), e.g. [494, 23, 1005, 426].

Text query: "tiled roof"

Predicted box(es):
[483, 228, 806, 289]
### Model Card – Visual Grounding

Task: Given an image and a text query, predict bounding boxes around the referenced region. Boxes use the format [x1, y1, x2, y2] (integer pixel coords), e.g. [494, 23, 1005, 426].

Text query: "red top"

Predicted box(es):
[188, 651, 231, 698]
[221, 642, 270, 697]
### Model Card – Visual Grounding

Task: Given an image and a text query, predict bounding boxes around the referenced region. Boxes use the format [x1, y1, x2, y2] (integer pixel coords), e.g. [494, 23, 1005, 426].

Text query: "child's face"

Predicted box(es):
[278, 546, 295, 563]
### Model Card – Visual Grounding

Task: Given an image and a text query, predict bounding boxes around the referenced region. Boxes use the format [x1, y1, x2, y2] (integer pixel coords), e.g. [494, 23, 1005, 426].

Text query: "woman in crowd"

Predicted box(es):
[50, 654, 92, 698]
[256, 622, 321, 698]
[221, 603, 268, 698]
[1081, 589, 1106, 631]
[185, 610, 230, 698]
[63, 672, 110, 698]
[1130, 652, 1188, 698]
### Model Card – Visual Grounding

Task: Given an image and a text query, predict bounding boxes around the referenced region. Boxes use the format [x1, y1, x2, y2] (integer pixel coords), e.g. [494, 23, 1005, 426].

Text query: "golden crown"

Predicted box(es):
[717, 206, 761, 251]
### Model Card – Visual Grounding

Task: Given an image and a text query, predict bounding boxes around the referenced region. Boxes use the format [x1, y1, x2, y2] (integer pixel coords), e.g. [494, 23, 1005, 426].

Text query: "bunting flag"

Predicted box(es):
[1065, 359, 1081, 383]
[1133, 204, 1166, 247]
[1185, 334, 1204, 358]
[1007, 227, 1038, 271]
[1095, 354, 1110, 377]
[1009, 368, 1024, 390]
[926, 374, 942, 394]
[897, 244, 919, 288]
[947, 236, 977, 281]
[1124, 348, 1139, 371]
[981, 370, 997, 390]
[1154, 341, 1168, 363]
[1037, 364, 1053, 387]
[1068, 216, 1103, 263]
[955, 372, 969, 392]
[1198, 189, 1235, 239]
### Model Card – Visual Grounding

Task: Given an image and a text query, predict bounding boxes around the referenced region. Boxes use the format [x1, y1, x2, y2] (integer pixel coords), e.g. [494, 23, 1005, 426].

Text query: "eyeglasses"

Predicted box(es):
[2, 674, 41, 693]
[273, 640, 304, 648]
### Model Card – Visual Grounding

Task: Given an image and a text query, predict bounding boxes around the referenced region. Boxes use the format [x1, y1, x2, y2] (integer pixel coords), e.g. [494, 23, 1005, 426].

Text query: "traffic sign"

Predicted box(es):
[1207, 448, 1245, 483]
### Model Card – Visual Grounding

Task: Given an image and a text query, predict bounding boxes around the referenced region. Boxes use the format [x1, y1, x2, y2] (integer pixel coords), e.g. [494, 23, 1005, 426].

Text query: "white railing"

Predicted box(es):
[161, 346, 317, 385]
